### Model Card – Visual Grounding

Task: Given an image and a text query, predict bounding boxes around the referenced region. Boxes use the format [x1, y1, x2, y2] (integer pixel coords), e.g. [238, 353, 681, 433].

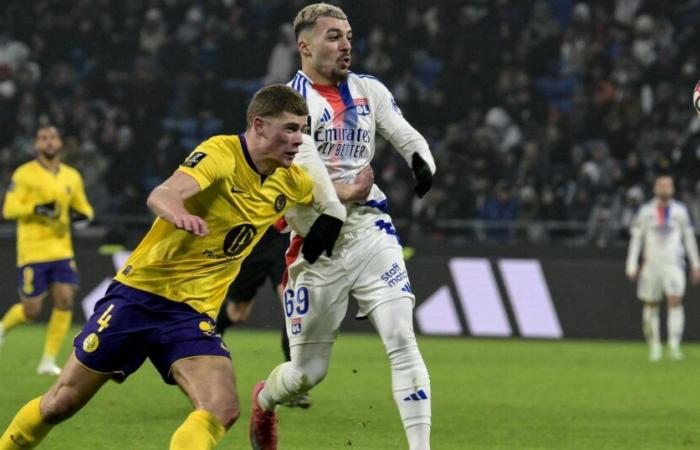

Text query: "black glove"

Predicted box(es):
[302, 214, 343, 264]
[70, 208, 90, 228]
[411, 153, 432, 198]
[34, 202, 58, 218]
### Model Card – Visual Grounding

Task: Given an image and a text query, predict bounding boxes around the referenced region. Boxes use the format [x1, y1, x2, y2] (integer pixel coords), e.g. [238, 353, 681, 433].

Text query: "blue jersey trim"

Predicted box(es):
[364, 199, 389, 213]
[238, 134, 267, 184]
[375, 219, 401, 244]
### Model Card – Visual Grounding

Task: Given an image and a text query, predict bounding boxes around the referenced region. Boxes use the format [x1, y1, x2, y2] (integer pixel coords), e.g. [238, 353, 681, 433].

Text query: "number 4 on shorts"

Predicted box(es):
[97, 304, 115, 333]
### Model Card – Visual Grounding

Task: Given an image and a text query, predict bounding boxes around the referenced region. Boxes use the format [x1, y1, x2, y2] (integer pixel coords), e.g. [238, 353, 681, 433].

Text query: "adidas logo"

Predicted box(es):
[401, 282, 412, 294]
[403, 389, 428, 401]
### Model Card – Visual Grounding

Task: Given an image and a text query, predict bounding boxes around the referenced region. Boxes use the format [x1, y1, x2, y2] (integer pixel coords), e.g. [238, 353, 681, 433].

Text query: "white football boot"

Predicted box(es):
[37, 356, 62, 376]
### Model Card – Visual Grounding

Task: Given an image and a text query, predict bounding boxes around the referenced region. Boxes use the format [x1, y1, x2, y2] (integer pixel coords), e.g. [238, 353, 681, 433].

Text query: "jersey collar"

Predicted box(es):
[238, 134, 268, 184]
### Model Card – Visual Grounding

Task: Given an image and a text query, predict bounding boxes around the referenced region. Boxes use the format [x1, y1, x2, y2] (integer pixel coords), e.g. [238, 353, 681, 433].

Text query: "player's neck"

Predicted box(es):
[36, 154, 60, 173]
[302, 66, 337, 86]
[243, 131, 276, 176]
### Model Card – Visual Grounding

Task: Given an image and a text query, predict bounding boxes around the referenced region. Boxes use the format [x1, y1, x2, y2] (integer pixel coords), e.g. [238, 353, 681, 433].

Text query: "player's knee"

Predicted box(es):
[668, 297, 683, 308]
[227, 302, 251, 324]
[52, 289, 75, 310]
[295, 361, 329, 388]
[383, 327, 417, 354]
[22, 302, 42, 321]
[228, 309, 249, 324]
[54, 296, 74, 310]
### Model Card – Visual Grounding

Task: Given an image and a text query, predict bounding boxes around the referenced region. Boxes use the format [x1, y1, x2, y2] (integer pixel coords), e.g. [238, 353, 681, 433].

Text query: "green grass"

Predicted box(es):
[1, 326, 700, 449]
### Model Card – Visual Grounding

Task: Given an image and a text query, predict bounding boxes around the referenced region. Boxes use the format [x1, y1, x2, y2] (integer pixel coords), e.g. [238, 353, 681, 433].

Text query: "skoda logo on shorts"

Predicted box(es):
[274, 194, 286, 212]
[223, 224, 257, 257]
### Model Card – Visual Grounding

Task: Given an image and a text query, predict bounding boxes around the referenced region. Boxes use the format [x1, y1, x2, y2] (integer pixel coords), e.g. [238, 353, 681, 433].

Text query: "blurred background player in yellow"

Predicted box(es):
[0, 84, 345, 450]
[0, 125, 93, 376]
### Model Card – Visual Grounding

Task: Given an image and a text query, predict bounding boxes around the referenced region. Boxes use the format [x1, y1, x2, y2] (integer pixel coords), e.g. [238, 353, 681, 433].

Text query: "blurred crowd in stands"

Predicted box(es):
[2, 0, 700, 246]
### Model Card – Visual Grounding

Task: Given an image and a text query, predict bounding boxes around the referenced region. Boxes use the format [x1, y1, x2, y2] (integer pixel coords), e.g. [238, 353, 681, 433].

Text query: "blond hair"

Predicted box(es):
[246, 84, 308, 129]
[293, 3, 348, 39]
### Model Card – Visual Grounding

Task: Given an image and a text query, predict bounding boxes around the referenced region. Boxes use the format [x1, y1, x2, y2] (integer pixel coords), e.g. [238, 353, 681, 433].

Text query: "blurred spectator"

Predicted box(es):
[0, 0, 698, 248]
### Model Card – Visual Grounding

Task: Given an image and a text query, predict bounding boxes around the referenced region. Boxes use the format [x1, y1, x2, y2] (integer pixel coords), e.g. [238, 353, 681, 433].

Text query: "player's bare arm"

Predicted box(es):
[147, 171, 209, 236]
[333, 165, 374, 203]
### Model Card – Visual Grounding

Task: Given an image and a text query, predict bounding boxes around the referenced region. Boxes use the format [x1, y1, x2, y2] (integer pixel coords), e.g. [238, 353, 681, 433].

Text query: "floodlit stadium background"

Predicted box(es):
[3, 2, 700, 449]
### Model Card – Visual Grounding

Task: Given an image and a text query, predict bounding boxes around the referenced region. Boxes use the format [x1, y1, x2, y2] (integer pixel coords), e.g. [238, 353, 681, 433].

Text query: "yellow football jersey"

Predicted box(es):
[114, 134, 314, 318]
[2, 160, 94, 266]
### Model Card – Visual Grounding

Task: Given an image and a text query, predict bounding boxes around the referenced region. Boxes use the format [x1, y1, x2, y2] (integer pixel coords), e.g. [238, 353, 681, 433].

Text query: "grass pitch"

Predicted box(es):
[1, 326, 700, 449]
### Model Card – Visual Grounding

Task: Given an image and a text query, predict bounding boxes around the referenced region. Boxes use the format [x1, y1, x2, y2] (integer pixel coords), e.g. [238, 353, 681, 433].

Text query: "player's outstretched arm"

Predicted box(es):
[333, 165, 374, 203]
[147, 171, 208, 236]
[2, 176, 37, 220]
[368, 77, 436, 198]
[625, 214, 643, 280]
[70, 172, 95, 227]
[681, 210, 700, 283]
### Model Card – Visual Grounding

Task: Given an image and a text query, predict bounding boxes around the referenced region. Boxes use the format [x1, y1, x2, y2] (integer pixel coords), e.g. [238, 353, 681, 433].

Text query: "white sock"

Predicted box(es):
[370, 300, 431, 449]
[390, 347, 432, 436]
[406, 424, 431, 450]
[668, 306, 684, 350]
[642, 305, 660, 348]
[259, 342, 332, 411]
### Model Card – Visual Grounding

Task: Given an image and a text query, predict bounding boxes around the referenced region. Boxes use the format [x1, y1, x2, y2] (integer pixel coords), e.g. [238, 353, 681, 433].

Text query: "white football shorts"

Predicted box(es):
[282, 219, 415, 346]
[637, 264, 686, 302]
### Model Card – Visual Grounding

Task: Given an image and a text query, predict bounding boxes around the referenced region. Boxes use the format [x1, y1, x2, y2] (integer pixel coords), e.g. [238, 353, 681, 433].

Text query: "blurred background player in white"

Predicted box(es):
[249, 4, 435, 450]
[0, 125, 93, 375]
[626, 175, 700, 361]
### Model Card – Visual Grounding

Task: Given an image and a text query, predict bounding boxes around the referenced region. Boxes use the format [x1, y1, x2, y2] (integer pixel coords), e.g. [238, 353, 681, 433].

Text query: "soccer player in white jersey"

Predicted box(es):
[248, 4, 435, 450]
[626, 175, 700, 361]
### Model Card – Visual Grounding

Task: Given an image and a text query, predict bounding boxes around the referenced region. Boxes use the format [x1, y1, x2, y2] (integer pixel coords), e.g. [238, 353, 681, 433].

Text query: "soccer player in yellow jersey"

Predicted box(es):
[0, 125, 94, 376]
[0, 84, 346, 450]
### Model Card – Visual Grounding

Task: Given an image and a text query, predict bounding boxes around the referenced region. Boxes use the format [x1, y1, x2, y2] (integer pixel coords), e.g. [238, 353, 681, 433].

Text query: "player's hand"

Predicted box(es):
[626, 269, 637, 281]
[411, 153, 432, 198]
[303, 214, 343, 264]
[70, 208, 90, 229]
[174, 214, 209, 236]
[691, 268, 700, 285]
[34, 202, 59, 219]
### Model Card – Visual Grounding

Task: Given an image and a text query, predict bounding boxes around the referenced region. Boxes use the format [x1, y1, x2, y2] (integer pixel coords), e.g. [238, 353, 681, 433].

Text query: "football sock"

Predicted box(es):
[1, 303, 27, 333]
[170, 410, 225, 450]
[668, 306, 684, 350]
[389, 345, 432, 447]
[642, 305, 660, 348]
[259, 343, 332, 411]
[370, 300, 431, 449]
[43, 309, 72, 359]
[281, 323, 291, 362]
[0, 397, 53, 449]
[405, 424, 431, 450]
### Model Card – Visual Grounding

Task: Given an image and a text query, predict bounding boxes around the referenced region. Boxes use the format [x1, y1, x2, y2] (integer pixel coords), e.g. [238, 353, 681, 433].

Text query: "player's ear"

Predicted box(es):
[298, 39, 312, 59]
[253, 117, 267, 138]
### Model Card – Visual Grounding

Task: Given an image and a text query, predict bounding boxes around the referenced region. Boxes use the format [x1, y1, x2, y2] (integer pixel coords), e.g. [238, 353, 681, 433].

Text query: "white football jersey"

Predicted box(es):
[286, 70, 436, 235]
[626, 199, 700, 273]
